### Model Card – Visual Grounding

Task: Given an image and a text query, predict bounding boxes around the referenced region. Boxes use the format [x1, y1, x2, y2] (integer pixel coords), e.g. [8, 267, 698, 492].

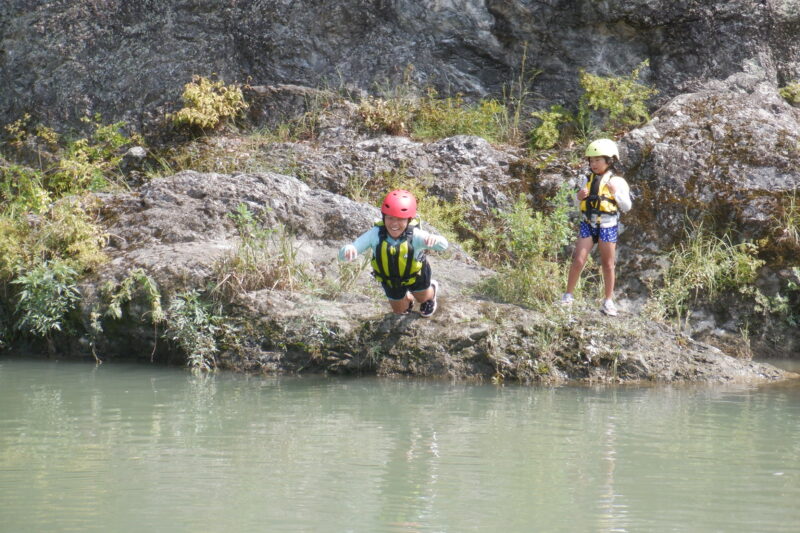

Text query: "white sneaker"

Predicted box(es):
[560, 293, 574, 306]
[601, 299, 618, 316]
[420, 280, 439, 318]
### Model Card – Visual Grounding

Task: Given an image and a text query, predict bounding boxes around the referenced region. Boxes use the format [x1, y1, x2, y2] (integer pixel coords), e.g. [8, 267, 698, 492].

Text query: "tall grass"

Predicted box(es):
[646, 224, 764, 322]
[211, 204, 308, 301]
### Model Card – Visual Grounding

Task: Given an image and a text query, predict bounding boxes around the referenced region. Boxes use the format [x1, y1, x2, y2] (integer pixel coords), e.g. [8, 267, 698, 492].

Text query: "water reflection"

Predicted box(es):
[0, 359, 799, 532]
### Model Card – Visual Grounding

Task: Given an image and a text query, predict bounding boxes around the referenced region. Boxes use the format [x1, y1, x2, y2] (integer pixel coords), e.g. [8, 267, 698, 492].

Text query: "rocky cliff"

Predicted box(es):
[2, 1, 798, 133]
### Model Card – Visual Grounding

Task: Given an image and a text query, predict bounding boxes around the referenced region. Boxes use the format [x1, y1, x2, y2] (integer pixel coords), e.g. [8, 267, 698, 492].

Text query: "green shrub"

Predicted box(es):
[3, 115, 141, 198]
[488, 188, 573, 263]
[579, 60, 658, 131]
[164, 290, 220, 371]
[50, 118, 135, 193]
[529, 105, 572, 150]
[779, 82, 800, 106]
[103, 268, 164, 323]
[34, 199, 108, 272]
[475, 186, 574, 309]
[647, 225, 764, 322]
[0, 198, 107, 281]
[170, 76, 248, 130]
[13, 259, 81, 338]
[0, 164, 52, 215]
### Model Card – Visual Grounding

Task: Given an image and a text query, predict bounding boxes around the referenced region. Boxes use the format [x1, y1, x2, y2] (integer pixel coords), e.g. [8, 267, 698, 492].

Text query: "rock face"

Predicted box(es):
[623, 72, 800, 250]
[2, 1, 799, 133]
[615, 72, 800, 355]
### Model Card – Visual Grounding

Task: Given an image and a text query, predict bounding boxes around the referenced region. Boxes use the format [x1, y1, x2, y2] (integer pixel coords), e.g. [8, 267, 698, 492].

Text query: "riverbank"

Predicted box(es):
[34, 167, 786, 385]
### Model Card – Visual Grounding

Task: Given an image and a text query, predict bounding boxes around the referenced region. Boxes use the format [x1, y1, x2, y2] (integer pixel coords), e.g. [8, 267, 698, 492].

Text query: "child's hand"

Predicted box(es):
[343, 246, 357, 261]
[424, 235, 439, 247]
[577, 187, 589, 201]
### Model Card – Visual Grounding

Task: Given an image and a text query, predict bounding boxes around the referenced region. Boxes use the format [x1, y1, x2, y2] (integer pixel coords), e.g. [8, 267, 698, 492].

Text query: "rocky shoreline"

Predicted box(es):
[54, 167, 792, 384]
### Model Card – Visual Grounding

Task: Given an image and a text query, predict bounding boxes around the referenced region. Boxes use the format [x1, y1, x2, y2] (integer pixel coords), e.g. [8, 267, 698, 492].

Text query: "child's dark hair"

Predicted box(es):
[603, 156, 623, 175]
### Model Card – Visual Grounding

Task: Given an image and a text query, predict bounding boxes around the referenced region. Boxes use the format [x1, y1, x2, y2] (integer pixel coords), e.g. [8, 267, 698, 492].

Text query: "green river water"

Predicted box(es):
[1, 357, 799, 532]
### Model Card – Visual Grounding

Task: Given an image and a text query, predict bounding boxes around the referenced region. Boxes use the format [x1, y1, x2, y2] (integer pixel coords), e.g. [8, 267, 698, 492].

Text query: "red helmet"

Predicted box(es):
[380, 189, 417, 218]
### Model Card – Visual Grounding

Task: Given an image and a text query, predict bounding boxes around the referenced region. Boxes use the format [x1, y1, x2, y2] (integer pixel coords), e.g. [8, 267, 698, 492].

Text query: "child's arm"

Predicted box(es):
[338, 226, 380, 262]
[412, 228, 448, 253]
[576, 174, 590, 201]
[609, 177, 632, 212]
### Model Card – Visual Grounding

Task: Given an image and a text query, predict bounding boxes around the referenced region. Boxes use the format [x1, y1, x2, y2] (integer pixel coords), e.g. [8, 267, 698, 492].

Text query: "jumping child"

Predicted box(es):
[339, 189, 448, 317]
[562, 139, 632, 316]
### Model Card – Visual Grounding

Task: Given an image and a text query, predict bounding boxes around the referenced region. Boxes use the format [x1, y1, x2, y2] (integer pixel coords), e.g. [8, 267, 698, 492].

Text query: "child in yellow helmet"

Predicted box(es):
[561, 139, 632, 316]
[339, 190, 448, 317]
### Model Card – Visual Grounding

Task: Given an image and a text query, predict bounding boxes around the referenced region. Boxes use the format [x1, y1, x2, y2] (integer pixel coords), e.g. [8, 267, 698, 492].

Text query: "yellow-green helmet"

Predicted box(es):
[585, 138, 619, 159]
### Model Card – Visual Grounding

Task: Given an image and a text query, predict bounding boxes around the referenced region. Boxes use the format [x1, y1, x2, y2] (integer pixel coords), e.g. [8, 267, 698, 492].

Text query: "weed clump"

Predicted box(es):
[475, 186, 574, 309]
[646, 224, 764, 323]
[579, 60, 657, 132]
[779, 81, 800, 106]
[211, 204, 308, 301]
[170, 76, 248, 131]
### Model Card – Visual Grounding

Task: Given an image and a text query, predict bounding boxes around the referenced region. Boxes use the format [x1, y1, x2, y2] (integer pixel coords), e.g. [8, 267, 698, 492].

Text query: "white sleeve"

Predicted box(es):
[612, 178, 632, 213]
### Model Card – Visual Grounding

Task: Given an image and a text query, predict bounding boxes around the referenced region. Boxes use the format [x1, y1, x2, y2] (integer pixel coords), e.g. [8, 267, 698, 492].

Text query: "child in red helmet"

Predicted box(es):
[339, 190, 448, 317]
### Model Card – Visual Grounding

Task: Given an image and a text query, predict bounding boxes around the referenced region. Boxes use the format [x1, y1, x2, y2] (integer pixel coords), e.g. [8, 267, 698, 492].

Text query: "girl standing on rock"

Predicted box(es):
[561, 139, 632, 316]
[339, 189, 448, 317]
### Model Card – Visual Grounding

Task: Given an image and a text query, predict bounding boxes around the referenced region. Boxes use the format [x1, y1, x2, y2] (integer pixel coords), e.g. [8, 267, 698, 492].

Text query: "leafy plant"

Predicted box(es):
[779, 81, 800, 106]
[475, 186, 574, 309]
[0, 197, 108, 281]
[13, 259, 81, 338]
[170, 76, 248, 130]
[49, 117, 135, 193]
[0, 164, 52, 215]
[486, 188, 573, 263]
[412, 89, 506, 142]
[579, 60, 658, 131]
[164, 290, 220, 371]
[529, 105, 572, 151]
[103, 268, 164, 323]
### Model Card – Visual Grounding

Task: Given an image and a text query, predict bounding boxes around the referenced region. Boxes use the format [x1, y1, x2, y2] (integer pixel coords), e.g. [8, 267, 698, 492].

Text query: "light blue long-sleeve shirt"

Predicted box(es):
[338, 224, 449, 261]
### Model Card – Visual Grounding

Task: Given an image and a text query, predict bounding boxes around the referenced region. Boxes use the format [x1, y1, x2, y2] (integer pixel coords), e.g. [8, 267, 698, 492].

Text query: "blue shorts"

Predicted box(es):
[579, 221, 618, 243]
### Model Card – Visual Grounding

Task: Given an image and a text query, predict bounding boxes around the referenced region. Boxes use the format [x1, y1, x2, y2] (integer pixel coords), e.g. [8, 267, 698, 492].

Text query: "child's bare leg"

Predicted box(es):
[598, 241, 616, 300]
[566, 237, 594, 294]
[412, 286, 434, 303]
[389, 293, 414, 314]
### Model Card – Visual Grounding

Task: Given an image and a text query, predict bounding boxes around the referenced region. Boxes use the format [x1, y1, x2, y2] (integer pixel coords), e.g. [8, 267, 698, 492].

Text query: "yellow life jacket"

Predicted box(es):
[371, 219, 424, 288]
[580, 171, 618, 223]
